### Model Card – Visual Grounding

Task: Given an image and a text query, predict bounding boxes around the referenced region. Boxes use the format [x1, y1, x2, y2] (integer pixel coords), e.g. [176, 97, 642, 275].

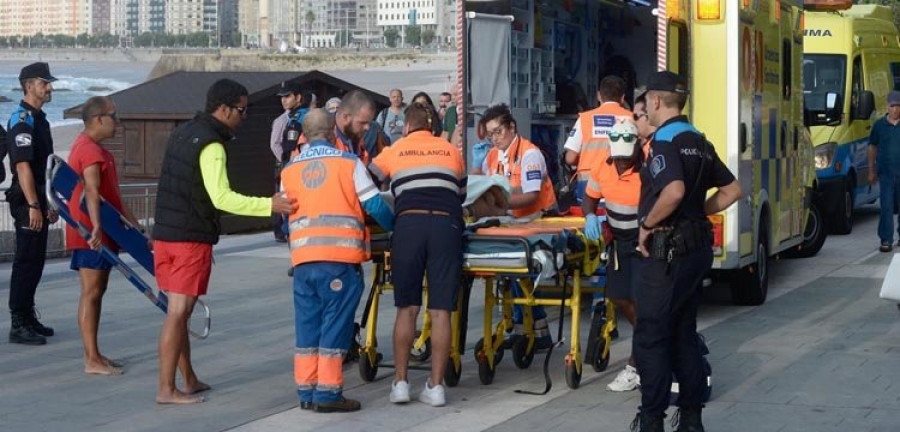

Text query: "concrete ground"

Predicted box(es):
[1, 209, 899, 432]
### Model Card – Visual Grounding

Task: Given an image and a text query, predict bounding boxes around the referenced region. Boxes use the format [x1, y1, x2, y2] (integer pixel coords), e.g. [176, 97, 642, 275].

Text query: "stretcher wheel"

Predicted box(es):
[444, 357, 462, 387]
[475, 338, 503, 366]
[589, 338, 610, 373]
[410, 331, 431, 362]
[359, 351, 381, 382]
[565, 359, 581, 389]
[475, 338, 497, 385]
[510, 335, 535, 369]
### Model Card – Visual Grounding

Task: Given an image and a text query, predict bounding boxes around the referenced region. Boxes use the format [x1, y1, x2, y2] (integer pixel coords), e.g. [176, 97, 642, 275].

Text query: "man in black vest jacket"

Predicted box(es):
[152, 79, 296, 404]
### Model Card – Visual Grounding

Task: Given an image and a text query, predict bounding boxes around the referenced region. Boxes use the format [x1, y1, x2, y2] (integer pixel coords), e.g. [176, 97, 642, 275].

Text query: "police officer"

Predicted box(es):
[270, 81, 311, 242]
[631, 72, 742, 432]
[6, 62, 59, 346]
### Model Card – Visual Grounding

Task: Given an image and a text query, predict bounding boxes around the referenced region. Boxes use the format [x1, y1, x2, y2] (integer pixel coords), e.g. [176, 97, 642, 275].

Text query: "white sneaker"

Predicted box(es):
[607, 365, 640, 392]
[390, 380, 410, 403]
[418, 381, 446, 407]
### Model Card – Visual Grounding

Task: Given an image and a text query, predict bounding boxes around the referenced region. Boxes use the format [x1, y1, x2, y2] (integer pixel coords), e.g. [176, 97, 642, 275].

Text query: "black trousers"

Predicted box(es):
[633, 248, 711, 416]
[8, 202, 48, 313]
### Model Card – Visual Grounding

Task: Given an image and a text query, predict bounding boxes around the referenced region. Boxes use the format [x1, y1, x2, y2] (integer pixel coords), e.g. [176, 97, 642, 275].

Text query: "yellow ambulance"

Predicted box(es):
[803, 3, 899, 234]
[463, 0, 823, 305]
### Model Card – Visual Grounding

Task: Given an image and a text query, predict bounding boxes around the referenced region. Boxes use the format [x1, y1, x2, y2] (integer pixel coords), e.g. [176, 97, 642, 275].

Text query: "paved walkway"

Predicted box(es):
[1, 210, 899, 431]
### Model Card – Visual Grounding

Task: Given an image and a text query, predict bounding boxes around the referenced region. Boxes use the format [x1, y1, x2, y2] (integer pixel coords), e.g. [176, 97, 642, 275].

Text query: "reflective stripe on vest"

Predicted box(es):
[607, 216, 639, 230]
[289, 236, 369, 253]
[604, 201, 638, 216]
[289, 215, 366, 232]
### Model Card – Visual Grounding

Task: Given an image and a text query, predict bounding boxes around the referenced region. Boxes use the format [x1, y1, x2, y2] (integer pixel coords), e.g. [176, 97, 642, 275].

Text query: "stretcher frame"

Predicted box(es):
[357, 233, 471, 386]
[46, 155, 210, 339]
[464, 218, 611, 389]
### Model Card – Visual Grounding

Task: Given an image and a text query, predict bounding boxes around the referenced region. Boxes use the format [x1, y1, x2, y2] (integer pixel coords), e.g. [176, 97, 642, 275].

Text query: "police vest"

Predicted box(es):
[575, 103, 633, 180]
[282, 144, 370, 266]
[153, 113, 229, 245]
[3, 105, 36, 185]
[280, 108, 308, 163]
[485, 136, 557, 219]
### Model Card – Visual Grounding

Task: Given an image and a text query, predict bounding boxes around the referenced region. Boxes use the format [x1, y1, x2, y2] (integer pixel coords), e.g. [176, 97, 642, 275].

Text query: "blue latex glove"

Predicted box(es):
[472, 141, 492, 171]
[584, 213, 601, 241]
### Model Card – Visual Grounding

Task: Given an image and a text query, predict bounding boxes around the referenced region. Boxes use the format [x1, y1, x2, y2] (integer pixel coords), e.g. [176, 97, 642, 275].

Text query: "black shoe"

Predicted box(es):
[630, 410, 665, 432]
[275, 236, 288, 243]
[880, 242, 892, 253]
[9, 313, 46, 345]
[672, 407, 704, 432]
[313, 397, 361, 413]
[25, 308, 53, 337]
[300, 401, 313, 410]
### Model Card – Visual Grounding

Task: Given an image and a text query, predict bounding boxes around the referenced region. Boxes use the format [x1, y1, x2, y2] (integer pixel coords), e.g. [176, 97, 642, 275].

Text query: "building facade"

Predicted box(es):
[300, 0, 378, 48]
[92, 0, 111, 35]
[376, 0, 455, 47]
[0, 0, 92, 37]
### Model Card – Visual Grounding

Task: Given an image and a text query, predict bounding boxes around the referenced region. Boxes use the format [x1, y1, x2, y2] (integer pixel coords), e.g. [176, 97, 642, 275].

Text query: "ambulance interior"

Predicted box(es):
[465, 0, 660, 184]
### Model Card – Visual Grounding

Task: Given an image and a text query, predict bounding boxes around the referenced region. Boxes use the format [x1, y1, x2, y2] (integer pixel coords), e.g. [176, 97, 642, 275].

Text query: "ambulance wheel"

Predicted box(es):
[565, 360, 582, 389]
[445, 357, 462, 387]
[475, 338, 497, 385]
[511, 335, 535, 369]
[785, 200, 826, 258]
[829, 179, 854, 235]
[359, 351, 380, 382]
[732, 220, 769, 306]
[590, 338, 610, 373]
[701, 357, 713, 402]
[410, 331, 431, 362]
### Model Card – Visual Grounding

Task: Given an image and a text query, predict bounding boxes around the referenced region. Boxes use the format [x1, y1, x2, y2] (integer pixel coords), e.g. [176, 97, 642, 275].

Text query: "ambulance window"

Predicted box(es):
[782, 39, 791, 100]
[851, 56, 862, 117]
[891, 62, 900, 90]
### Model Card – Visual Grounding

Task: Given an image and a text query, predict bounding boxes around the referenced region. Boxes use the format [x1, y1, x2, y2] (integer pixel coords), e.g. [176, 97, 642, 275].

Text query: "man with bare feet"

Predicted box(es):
[66, 96, 145, 376]
[152, 79, 297, 404]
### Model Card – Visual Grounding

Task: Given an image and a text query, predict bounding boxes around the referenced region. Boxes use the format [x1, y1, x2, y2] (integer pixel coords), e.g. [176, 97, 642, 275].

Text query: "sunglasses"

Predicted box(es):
[485, 124, 508, 138]
[608, 133, 637, 143]
[633, 113, 648, 121]
[231, 105, 249, 116]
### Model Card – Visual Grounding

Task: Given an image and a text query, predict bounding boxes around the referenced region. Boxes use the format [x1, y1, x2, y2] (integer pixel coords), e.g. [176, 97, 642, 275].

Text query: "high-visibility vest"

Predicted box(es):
[574, 103, 633, 180]
[585, 161, 641, 236]
[484, 136, 557, 219]
[334, 126, 371, 166]
[282, 144, 370, 266]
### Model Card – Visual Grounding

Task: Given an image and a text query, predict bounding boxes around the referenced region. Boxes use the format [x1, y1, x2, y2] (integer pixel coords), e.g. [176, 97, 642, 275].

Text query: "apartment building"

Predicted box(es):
[0, 0, 92, 37]
[377, 0, 455, 46]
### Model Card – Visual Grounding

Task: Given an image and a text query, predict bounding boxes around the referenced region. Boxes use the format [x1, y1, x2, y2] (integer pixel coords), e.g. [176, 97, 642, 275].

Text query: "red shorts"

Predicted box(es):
[154, 240, 213, 297]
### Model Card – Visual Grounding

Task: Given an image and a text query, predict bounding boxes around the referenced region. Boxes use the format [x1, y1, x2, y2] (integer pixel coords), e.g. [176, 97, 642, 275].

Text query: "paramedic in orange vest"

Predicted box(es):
[282, 109, 393, 413]
[564, 76, 633, 203]
[369, 102, 466, 407]
[583, 118, 642, 393]
[479, 103, 557, 348]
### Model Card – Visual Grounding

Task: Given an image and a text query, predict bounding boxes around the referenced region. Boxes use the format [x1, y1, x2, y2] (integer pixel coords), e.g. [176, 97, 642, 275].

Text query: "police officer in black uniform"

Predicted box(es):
[631, 72, 743, 432]
[271, 81, 311, 242]
[6, 62, 59, 345]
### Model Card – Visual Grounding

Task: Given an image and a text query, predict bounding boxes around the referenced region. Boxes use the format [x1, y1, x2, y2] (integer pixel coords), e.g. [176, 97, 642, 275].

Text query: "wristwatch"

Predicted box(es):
[640, 218, 655, 230]
[28, 202, 40, 210]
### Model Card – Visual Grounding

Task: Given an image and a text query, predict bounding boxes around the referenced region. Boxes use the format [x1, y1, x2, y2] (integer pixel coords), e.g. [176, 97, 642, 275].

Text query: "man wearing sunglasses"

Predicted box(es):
[152, 79, 297, 404]
[582, 119, 642, 394]
[564, 75, 634, 205]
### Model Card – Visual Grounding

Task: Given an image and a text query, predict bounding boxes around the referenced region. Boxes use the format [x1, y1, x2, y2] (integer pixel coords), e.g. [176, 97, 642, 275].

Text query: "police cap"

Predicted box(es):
[18, 62, 57, 82]
[646, 71, 688, 94]
[276, 81, 303, 97]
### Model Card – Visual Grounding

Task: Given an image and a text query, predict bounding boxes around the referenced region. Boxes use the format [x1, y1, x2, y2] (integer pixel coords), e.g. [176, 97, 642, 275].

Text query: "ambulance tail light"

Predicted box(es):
[709, 214, 724, 257]
[696, 0, 721, 20]
[803, 0, 852, 12]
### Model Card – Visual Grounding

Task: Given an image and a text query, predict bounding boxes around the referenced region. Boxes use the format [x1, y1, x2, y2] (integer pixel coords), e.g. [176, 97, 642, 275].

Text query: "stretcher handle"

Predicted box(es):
[464, 234, 534, 272]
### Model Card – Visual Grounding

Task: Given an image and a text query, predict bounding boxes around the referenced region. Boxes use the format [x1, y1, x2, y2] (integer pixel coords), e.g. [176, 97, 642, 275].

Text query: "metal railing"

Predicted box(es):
[0, 183, 157, 261]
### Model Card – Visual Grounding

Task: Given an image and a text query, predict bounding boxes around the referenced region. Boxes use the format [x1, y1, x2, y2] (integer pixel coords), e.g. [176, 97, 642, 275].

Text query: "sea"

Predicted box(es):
[0, 60, 155, 128]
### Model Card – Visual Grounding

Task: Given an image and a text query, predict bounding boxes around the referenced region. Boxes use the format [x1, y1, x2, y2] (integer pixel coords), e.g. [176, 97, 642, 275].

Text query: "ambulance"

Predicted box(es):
[803, 2, 900, 234]
[463, 0, 824, 305]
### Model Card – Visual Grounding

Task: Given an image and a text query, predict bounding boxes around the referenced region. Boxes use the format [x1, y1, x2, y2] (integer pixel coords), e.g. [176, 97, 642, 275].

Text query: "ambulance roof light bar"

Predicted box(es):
[803, 0, 852, 12]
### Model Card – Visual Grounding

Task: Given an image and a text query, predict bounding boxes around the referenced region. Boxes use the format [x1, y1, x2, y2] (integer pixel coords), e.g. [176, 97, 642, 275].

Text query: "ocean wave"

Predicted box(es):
[49, 118, 83, 127]
[1, 75, 133, 94]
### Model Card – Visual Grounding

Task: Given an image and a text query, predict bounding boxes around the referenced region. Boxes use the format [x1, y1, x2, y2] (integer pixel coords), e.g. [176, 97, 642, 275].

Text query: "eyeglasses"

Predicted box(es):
[608, 133, 637, 143]
[633, 113, 648, 121]
[96, 112, 117, 122]
[485, 125, 508, 138]
[231, 105, 249, 116]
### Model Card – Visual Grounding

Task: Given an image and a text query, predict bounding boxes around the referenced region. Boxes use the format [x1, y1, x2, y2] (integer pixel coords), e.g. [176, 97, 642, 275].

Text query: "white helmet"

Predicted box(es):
[608, 119, 639, 159]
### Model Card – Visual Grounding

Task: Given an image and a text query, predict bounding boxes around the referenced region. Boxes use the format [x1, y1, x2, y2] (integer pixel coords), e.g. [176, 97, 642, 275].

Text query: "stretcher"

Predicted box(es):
[464, 217, 610, 389]
[45, 155, 210, 339]
[357, 229, 471, 386]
